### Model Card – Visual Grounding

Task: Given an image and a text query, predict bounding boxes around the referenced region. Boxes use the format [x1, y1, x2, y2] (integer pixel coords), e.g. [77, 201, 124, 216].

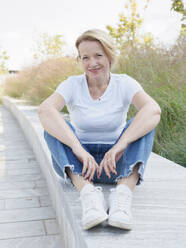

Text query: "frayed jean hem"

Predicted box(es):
[44, 115, 154, 188]
[113, 161, 145, 186]
[55, 161, 145, 187]
[55, 164, 86, 189]
[54, 160, 145, 187]
[52, 164, 75, 187]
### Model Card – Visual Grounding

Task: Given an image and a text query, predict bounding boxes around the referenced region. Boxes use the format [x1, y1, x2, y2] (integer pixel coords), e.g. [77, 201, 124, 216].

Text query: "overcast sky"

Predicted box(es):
[0, 0, 183, 70]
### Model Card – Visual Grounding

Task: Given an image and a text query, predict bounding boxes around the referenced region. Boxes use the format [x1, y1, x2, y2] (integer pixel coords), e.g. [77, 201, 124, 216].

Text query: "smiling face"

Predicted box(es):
[78, 40, 111, 82]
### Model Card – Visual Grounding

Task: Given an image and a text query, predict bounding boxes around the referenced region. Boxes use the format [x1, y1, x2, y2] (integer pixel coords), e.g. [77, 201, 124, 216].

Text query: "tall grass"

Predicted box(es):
[4, 57, 82, 105]
[3, 40, 186, 166]
[116, 40, 186, 166]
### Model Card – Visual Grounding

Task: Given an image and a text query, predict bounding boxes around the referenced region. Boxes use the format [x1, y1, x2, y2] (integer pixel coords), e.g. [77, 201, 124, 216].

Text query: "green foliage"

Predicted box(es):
[116, 38, 186, 167]
[171, 0, 186, 35]
[106, 0, 152, 50]
[33, 33, 65, 61]
[171, 0, 184, 13]
[153, 85, 186, 165]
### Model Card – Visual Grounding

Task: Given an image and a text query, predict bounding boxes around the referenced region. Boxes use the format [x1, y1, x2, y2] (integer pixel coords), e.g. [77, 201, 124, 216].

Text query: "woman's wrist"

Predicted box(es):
[114, 138, 130, 153]
[71, 141, 82, 152]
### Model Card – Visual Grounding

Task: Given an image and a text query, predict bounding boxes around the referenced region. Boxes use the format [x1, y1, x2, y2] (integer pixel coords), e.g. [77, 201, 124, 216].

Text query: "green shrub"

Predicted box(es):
[117, 42, 186, 167]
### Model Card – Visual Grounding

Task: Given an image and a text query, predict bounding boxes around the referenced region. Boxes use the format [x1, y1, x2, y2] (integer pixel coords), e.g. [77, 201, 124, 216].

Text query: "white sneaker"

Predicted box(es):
[108, 184, 133, 230]
[80, 184, 108, 230]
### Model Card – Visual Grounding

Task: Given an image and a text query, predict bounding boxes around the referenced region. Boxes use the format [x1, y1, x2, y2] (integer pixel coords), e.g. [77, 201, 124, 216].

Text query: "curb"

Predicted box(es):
[2, 96, 87, 248]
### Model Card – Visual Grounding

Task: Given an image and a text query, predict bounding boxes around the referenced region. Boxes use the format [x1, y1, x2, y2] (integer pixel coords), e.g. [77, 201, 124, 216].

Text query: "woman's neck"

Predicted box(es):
[86, 72, 110, 89]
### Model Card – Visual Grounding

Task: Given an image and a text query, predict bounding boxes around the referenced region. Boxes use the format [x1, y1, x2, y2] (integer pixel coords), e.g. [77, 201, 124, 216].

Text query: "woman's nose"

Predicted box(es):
[89, 58, 98, 67]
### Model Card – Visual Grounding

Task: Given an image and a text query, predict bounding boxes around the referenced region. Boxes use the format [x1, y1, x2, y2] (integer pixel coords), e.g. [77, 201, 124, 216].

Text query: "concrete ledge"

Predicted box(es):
[2, 96, 87, 248]
[3, 96, 186, 248]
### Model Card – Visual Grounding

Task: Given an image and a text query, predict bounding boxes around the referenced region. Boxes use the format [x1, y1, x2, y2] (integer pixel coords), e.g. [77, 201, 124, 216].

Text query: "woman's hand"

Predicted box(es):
[97, 142, 127, 179]
[72, 145, 99, 182]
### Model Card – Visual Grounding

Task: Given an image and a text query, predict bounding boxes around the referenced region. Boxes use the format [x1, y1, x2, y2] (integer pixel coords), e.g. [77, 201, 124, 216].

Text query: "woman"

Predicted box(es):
[38, 29, 161, 231]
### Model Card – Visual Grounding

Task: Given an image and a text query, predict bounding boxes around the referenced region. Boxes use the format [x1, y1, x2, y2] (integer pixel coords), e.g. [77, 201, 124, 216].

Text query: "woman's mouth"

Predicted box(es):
[89, 68, 101, 73]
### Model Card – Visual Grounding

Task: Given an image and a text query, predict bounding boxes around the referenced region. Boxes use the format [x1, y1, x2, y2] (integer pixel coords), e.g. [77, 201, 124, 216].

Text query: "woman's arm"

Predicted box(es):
[38, 92, 82, 150]
[38, 92, 99, 181]
[97, 90, 161, 179]
[114, 90, 161, 152]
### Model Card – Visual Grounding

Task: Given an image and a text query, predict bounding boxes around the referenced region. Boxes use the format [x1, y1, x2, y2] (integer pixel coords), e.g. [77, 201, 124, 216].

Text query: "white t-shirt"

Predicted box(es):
[55, 73, 143, 144]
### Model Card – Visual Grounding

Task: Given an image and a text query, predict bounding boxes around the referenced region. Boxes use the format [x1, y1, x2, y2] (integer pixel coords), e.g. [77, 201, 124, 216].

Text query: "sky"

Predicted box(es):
[0, 0, 183, 70]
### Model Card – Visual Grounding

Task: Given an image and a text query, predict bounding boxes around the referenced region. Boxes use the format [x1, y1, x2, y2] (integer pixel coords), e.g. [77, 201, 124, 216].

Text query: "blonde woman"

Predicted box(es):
[38, 29, 161, 231]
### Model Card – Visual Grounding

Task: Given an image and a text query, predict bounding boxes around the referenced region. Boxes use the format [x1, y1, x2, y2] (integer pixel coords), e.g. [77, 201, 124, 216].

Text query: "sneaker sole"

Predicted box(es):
[83, 214, 108, 230]
[108, 219, 133, 230]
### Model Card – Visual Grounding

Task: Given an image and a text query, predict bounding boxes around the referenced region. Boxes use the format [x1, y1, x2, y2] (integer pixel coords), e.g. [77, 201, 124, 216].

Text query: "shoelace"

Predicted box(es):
[81, 187, 103, 214]
[111, 192, 131, 215]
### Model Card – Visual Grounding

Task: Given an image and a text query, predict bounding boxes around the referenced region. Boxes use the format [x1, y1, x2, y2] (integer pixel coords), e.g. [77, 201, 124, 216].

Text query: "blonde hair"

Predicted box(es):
[75, 29, 116, 68]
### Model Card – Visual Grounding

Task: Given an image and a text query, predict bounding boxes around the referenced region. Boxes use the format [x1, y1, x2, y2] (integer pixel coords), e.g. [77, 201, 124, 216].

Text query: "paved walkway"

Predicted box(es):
[0, 106, 63, 247]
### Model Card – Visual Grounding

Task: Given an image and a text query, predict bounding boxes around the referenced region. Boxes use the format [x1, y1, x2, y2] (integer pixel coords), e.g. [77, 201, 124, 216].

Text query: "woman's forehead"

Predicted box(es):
[78, 40, 104, 55]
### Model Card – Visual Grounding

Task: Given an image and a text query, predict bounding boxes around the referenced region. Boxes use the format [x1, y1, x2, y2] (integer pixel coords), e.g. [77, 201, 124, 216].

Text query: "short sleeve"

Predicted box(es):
[122, 74, 143, 105]
[55, 77, 73, 105]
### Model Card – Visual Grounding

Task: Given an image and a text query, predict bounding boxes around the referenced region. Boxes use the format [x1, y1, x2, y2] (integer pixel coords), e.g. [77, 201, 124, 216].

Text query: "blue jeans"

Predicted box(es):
[44, 117, 155, 186]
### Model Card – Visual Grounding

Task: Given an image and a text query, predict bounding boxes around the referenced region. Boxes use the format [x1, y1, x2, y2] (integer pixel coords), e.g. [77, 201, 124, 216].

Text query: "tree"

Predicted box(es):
[106, 0, 150, 50]
[141, 32, 154, 47]
[0, 47, 9, 74]
[33, 33, 65, 61]
[171, 0, 184, 13]
[171, 0, 186, 35]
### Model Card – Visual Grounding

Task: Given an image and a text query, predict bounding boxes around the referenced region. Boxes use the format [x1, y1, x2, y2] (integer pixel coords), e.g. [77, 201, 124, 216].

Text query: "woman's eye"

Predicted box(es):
[82, 57, 88, 60]
[97, 54, 102, 57]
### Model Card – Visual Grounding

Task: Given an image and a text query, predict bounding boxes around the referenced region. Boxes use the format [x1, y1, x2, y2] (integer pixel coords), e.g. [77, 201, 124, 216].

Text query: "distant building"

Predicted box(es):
[9, 70, 19, 74]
